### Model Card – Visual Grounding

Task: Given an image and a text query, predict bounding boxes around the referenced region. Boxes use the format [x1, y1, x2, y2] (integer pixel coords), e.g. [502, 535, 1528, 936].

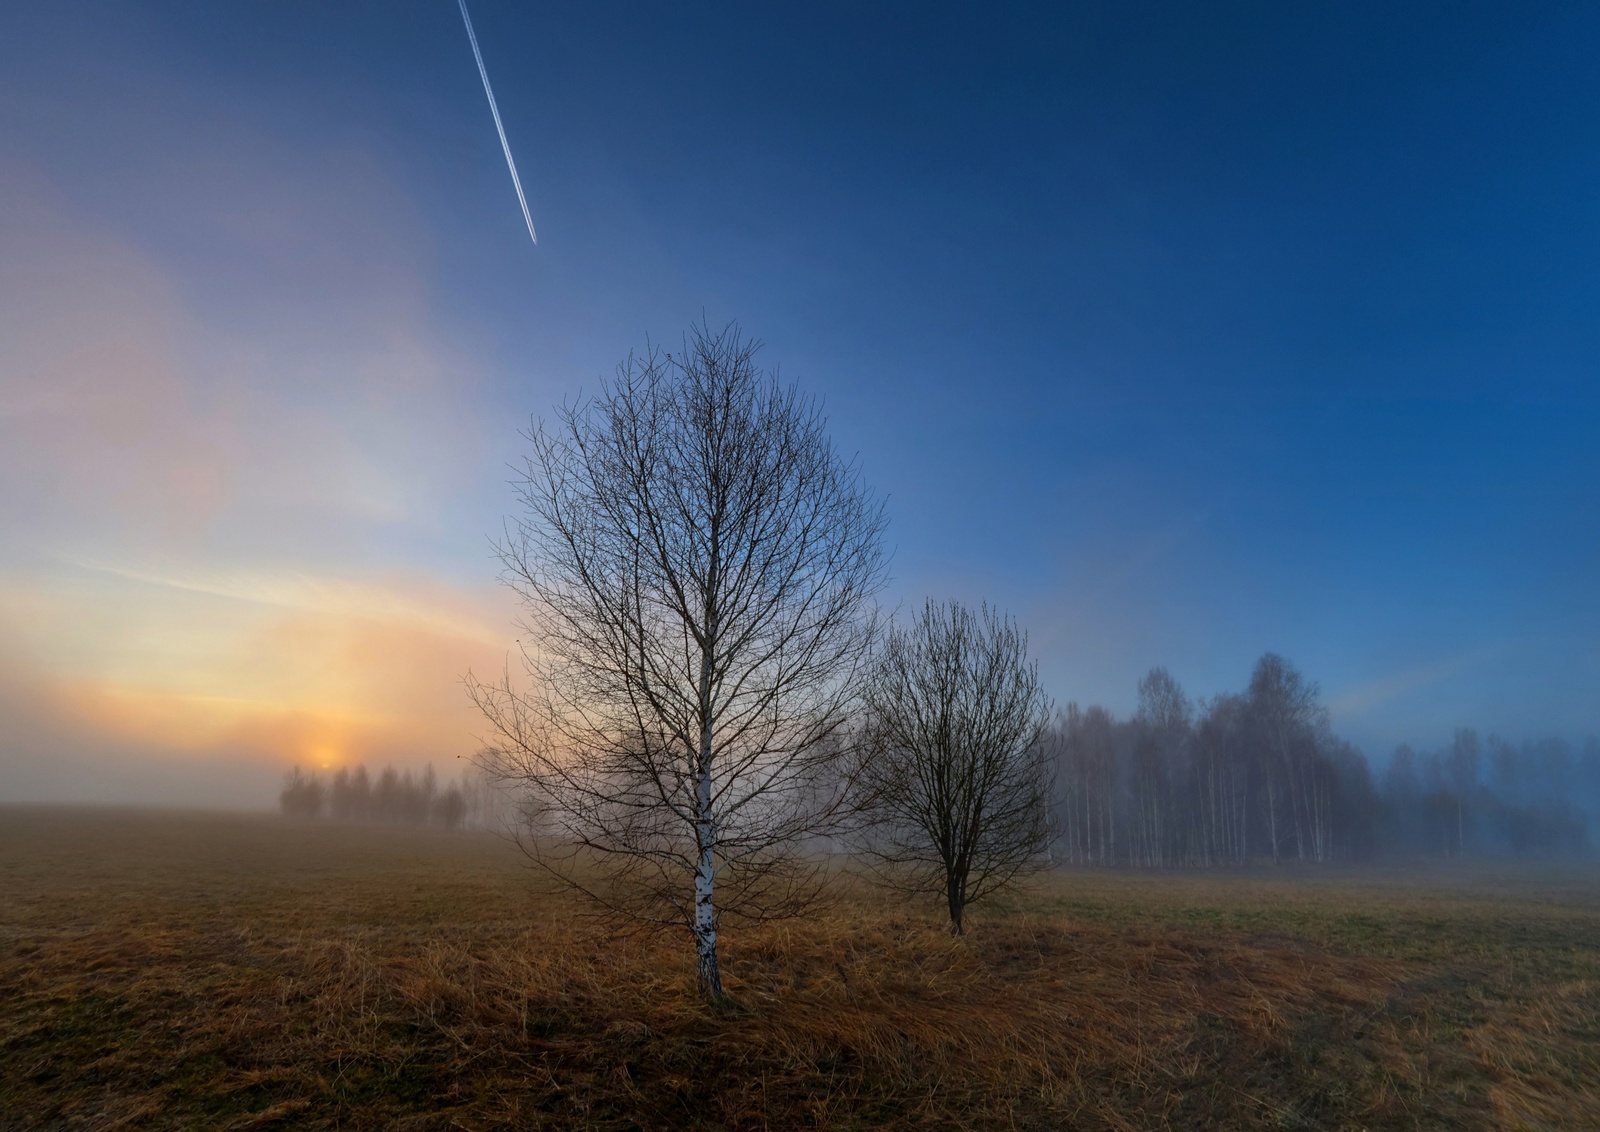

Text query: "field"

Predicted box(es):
[2, 809, 1597, 1130]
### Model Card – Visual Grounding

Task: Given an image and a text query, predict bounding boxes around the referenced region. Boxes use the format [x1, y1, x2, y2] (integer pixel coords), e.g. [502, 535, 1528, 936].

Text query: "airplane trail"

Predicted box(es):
[457, 0, 537, 246]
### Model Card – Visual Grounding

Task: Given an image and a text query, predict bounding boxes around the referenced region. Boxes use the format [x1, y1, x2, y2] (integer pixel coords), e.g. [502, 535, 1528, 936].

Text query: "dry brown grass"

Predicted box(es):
[2, 808, 1597, 1129]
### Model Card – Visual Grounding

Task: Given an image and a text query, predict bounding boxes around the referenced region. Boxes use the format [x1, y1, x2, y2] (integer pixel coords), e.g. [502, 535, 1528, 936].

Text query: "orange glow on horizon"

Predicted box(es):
[0, 567, 517, 776]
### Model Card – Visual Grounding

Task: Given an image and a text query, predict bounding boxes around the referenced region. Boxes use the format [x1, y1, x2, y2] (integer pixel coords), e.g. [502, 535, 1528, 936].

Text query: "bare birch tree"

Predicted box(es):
[468, 323, 887, 1001]
[1053, 704, 1121, 866]
[1246, 653, 1329, 863]
[855, 599, 1053, 933]
[1132, 667, 1190, 867]
[1192, 693, 1249, 865]
[1446, 727, 1481, 856]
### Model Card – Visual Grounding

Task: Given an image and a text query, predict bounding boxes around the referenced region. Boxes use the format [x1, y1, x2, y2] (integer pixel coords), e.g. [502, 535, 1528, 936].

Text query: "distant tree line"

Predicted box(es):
[1052, 654, 1376, 866]
[1381, 730, 1600, 858]
[1050, 654, 1599, 865]
[279, 762, 511, 831]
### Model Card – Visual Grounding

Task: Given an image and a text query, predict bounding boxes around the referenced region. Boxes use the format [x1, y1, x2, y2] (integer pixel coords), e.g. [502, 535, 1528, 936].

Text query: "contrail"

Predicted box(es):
[457, 0, 537, 246]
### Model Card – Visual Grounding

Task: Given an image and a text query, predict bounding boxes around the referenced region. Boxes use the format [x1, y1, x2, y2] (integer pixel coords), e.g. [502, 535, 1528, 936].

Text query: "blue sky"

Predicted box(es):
[1, 1, 1596, 803]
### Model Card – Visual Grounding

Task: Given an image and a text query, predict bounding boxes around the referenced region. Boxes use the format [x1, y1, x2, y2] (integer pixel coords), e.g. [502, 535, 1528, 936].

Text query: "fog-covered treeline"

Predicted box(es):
[279, 762, 510, 831]
[1052, 653, 1598, 865]
[287, 658, 1598, 862]
[1381, 730, 1600, 857]
[1053, 654, 1376, 866]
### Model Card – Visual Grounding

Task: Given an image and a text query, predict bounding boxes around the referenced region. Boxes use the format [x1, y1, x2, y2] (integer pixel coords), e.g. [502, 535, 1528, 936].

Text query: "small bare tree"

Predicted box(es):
[855, 599, 1054, 933]
[468, 323, 886, 1001]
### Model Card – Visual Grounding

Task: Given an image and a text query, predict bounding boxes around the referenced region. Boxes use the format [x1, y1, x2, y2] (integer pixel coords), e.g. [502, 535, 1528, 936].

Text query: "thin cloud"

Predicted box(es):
[65, 558, 505, 647]
[1329, 644, 1505, 718]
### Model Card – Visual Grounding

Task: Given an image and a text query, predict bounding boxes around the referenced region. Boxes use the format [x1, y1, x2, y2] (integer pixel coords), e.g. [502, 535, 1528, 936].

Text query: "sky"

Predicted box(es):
[2, 1, 1597, 807]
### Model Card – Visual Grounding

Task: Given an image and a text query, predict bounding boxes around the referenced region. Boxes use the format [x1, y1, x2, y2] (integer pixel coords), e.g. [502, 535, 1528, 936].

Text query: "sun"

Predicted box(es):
[306, 741, 343, 771]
